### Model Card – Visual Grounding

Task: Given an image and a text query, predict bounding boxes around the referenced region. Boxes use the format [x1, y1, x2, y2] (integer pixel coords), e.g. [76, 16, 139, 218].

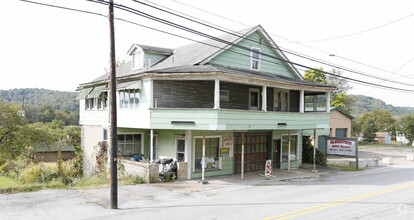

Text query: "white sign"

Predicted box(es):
[327, 139, 356, 157]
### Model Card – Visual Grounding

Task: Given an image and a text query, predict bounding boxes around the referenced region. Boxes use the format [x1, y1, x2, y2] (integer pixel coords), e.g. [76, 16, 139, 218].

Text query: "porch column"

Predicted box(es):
[288, 130, 291, 173]
[262, 86, 267, 112]
[214, 79, 220, 109]
[185, 130, 192, 179]
[150, 129, 154, 161]
[300, 90, 304, 113]
[313, 129, 317, 171]
[241, 132, 245, 180]
[326, 91, 330, 113]
[149, 79, 154, 108]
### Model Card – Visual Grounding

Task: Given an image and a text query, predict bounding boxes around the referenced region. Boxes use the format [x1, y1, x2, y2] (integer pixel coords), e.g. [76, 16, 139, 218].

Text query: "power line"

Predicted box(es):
[166, 0, 414, 81]
[17, 0, 414, 93]
[125, 0, 414, 87]
[94, 0, 414, 93]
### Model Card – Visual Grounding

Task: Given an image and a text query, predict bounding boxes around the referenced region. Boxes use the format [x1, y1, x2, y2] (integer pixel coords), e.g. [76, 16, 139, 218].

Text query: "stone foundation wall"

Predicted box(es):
[121, 159, 159, 183]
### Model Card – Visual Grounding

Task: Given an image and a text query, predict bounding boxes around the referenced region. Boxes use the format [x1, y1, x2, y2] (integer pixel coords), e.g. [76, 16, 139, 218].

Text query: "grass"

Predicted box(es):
[0, 174, 145, 194]
[329, 164, 365, 172]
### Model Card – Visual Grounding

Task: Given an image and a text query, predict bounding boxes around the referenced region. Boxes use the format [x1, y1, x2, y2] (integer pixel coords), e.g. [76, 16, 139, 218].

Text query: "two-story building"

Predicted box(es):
[77, 25, 336, 179]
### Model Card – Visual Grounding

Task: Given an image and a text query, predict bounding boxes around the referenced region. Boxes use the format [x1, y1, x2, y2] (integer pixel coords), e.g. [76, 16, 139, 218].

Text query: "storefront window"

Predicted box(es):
[281, 134, 298, 162]
[194, 137, 220, 171]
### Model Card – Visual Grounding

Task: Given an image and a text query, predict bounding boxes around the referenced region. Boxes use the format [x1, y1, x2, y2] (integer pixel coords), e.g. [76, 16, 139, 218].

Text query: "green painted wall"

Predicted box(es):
[156, 129, 186, 159]
[208, 31, 296, 78]
[150, 109, 330, 131]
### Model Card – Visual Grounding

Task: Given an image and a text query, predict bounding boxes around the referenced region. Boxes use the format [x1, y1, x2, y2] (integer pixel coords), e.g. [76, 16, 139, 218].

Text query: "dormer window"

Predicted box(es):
[132, 49, 144, 70]
[251, 47, 261, 70]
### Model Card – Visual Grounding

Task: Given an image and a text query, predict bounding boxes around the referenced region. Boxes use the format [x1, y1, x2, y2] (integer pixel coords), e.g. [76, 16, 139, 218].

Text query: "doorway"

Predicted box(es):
[273, 139, 280, 168]
[234, 132, 270, 173]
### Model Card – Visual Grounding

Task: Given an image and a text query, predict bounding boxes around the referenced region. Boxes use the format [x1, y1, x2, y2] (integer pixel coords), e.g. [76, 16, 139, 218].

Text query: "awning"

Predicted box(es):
[116, 80, 141, 90]
[76, 87, 93, 100]
[87, 85, 107, 98]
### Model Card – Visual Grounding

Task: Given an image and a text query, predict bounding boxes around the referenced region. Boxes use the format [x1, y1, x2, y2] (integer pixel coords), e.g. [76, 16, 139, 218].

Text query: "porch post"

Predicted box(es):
[288, 130, 291, 173]
[313, 129, 317, 171]
[214, 79, 220, 109]
[149, 79, 154, 108]
[202, 131, 206, 183]
[185, 130, 192, 179]
[300, 90, 304, 113]
[262, 86, 267, 112]
[326, 91, 330, 113]
[241, 132, 245, 180]
[150, 129, 154, 162]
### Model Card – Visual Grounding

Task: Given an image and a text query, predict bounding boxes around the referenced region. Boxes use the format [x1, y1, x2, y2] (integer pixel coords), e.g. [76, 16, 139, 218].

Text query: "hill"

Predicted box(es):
[0, 88, 78, 112]
[351, 95, 414, 118]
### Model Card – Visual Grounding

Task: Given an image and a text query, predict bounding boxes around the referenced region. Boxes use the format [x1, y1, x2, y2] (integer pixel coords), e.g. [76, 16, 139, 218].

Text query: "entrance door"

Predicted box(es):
[234, 133, 269, 173]
[273, 139, 280, 168]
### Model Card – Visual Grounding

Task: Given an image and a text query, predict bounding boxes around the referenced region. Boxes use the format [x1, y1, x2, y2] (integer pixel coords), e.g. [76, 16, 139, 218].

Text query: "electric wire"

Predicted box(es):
[17, 0, 414, 93]
[132, 0, 414, 85]
[167, 0, 414, 81]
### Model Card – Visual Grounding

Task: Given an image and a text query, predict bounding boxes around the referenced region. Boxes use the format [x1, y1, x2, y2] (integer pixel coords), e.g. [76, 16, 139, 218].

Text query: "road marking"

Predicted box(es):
[263, 182, 414, 220]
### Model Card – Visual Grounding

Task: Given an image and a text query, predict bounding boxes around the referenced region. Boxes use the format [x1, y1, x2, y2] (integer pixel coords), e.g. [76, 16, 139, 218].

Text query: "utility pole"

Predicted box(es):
[108, 0, 118, 209]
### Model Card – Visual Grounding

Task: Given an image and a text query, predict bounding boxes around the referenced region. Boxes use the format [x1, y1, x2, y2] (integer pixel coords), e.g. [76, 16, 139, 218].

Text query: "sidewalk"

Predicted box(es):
[153, 164, 336, 194]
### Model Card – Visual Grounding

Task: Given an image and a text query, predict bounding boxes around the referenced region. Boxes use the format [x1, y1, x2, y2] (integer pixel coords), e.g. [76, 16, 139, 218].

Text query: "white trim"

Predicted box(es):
[250, 46, 261, 71]
[262, 86, 267, 111]
[149, 79, 154, 108]
[299, 90, 305, 113]
[192, 135, 222, 172]
[249, 88, 260, 111]
[214, 79, 220, 109]
[280, 133, 299, 162]
[185, 130, 192, 179]
[175, 137, 186, 162]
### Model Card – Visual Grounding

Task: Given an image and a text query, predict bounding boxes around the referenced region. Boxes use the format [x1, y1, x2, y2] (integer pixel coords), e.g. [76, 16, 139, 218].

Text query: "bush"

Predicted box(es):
[302, 136, 327, 166]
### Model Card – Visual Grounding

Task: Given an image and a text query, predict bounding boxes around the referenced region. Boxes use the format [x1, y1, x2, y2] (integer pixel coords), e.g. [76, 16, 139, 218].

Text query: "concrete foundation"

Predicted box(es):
[121, 159, 159, 183]
[177, 162, 188, 180]
[349, 158, 379, 168]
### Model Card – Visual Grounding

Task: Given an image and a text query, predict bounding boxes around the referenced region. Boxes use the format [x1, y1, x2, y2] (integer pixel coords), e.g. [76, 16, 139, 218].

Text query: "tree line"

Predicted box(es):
[304, 68, 414, 145]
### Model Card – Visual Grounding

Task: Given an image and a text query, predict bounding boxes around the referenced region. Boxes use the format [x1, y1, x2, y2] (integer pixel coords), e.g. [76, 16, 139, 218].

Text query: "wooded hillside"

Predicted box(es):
[351, 95, 414, 118]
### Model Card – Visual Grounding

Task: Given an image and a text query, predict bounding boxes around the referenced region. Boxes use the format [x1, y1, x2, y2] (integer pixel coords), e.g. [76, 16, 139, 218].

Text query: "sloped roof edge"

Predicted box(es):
[331, 107, 354, 119]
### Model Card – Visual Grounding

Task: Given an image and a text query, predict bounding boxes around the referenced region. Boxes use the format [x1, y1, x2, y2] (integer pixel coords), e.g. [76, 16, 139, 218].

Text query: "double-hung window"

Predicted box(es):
[119, 89, 139, 109]
[305, 93, 326, 112]
[97, 92, 108, 110]
[274, 90, 290, 112]
[117, 133, 143, 156]
[251, 47, 261, 70]
[85, 98, 95, 110]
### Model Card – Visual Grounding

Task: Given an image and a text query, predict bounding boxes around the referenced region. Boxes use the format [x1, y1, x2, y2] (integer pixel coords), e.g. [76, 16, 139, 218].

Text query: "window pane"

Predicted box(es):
[281, 135, 298, 162]
[129, 90, 134, 108]
[252, 49, 260, 59]
[124, 91, 129, 108]
[134, 91, 139, 108]
[317, 95, 326, 111]
[250, 91, 258, 107]
[195, 137, 219, 170]
[133, 134, 141, 154]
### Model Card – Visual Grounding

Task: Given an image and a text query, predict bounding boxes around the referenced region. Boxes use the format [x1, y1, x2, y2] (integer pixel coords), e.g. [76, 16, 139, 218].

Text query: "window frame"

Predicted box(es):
[192, 135, 222, 172]
[304, 93, 326, 112]
[250, 47, 261, 71]
[117, 132, 144, 156]
[118, 89, 140, 109]
[274, 89, 290, 112]
[219, 90, 229, 101]
[249, 88, 260, 110]
[280, 133, 299, 162]
[175, 137, 186, 163]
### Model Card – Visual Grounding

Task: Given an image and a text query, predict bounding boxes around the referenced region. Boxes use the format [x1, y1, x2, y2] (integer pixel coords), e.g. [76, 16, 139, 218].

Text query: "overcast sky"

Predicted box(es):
[2, 0, 414, 107]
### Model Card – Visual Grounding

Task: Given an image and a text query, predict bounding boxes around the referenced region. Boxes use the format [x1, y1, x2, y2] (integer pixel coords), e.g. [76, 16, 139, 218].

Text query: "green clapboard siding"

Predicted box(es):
[208, 31, 296, 78]
[150, 109, 329, 131]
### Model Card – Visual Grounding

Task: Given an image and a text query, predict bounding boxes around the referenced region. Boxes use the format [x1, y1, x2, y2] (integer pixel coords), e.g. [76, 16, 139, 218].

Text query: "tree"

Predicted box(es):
[362, 117, 378, 143]
[304, 68, 355, 113]
[304, 68, 327, 84]
[359, 109, 395, 132]
[398, 114, 414, 145]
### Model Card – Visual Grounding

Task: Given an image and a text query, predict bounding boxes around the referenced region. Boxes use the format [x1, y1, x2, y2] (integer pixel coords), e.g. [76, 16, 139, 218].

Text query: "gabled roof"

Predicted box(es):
[331, 107, 354, 119]
[127, 44, 174, 56]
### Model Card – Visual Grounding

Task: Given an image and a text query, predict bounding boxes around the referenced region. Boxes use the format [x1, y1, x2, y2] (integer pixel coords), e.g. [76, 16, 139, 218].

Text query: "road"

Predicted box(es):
[1, 163, 414, 219]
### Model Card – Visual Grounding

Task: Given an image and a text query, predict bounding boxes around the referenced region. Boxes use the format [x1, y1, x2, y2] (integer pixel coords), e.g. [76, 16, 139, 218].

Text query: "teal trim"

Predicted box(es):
[330, 107, 354, 119]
